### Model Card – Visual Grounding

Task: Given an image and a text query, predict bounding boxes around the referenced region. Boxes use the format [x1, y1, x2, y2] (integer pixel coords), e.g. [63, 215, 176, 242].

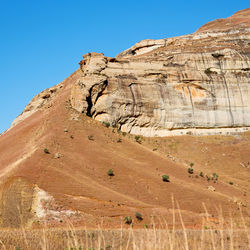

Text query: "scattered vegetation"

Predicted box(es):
[200, 171, 204, 177]
[189, 162, 194, 168]
[188, 168, 194, 174]
[70, 135, 74, 139]
[135, 212, 143, 221]
[204, 68, 213, 75]
[102, 121, 110, 128]
[107, 169, 114, 177]
[135, 135, 142, 144]
[122, 132, 127, 137]
[44, 148, 50, 154]
[162, 175, 170, 182]
[211, 52, 224, 58]
[212, 173, 219, 182]
[124, 216, 132, 225]
[88, 135, 94, 141]
[153, 148, 157, 151]
[229, 181, 234, 185]
[117, 138, 122, 143]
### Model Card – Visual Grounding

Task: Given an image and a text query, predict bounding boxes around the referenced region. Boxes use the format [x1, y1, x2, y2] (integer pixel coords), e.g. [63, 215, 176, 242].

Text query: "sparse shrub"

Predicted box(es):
[122, 132, 127, 137]
[229, 181, 233, 185]
[107, 169, 114, 176]
[206, 175, 210, 181]
[44, 148, 50, 154]
[135, 212, 143, 221]
[211, 53, 224, 58]
[124, 216, 132, 225]
[162, 175, 170, 182]
[204, 68, 212, 75]
[143, 224, 148, 228]
[117, 138, 122, 143]
[135, 135, 142, 144]
[88, 135, 94, 141]
[190, 162, 194, 167]
[200, 172, 204, 177]
[153, 148, 157, 151]
[188, 168, 194, 174]
[70, 135, 74, 139]
[212, 173, 219, 182]
[102, 121, 110, 128]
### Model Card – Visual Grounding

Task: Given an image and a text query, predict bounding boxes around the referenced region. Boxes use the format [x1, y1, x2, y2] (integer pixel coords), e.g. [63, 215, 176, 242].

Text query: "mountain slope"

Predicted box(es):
[0, 9, 249, 228]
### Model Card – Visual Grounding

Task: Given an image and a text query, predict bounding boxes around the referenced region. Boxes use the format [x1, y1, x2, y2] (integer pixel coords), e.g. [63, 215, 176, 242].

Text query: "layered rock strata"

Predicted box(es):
[70, 10, 250, 136]
[8, 9, 250, 137]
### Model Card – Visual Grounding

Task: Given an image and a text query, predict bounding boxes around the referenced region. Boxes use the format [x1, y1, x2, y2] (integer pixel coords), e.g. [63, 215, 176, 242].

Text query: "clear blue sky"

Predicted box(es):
[0, 0, 249, 133]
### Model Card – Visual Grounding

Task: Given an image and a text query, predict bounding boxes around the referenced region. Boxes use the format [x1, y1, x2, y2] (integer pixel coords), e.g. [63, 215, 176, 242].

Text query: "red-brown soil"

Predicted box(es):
[196, 8, 250, 33]
[0, 70, 249, 229]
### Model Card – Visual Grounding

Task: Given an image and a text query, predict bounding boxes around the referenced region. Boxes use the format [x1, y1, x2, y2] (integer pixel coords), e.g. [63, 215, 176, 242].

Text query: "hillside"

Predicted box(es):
[0, 9, 249, 229]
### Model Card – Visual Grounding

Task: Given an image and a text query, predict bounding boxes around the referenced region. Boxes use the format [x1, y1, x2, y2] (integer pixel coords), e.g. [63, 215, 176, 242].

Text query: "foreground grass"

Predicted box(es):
[0, 200, 249, 249]
[0, 227, 249, 249]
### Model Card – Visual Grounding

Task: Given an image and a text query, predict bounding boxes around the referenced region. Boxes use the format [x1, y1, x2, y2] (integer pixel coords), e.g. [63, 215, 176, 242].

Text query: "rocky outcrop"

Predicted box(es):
[70, 9, 250, 136]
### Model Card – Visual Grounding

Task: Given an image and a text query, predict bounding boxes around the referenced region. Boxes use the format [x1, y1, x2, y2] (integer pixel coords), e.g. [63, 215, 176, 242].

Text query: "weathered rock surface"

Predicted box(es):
[70, 9, 250, 136]
[8, 9, 250, 137]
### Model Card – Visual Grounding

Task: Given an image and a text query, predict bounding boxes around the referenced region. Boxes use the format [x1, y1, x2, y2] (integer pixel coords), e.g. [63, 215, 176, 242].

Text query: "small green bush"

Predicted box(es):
[88, 135, 94, 141]
[117, 138, 122, 143]
[44, 148, 50, 154]
[200, 172, 204, 177]
[229, 181, 233, 185]
[211, 53, 224, 58]
[204, 68, 212, 75]
[212, 173, 219, 182]
[124, 216, 132, 225]
[102, 121, 110, 128]
[107, 169, 114, 176]
[162, 175, 170, 182]
[135, 135, 142, 144]
[188, 168, 194, 174]
[189, 162, 194, 167]
[135, 212, 143, 221]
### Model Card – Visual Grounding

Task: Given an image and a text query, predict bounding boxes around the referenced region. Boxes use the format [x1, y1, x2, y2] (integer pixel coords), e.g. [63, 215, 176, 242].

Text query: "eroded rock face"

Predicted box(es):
[70, 10, 250, 136]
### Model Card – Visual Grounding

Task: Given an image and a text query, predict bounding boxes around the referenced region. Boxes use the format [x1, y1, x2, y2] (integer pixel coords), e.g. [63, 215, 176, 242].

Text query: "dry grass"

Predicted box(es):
[0, 199, 249, 249]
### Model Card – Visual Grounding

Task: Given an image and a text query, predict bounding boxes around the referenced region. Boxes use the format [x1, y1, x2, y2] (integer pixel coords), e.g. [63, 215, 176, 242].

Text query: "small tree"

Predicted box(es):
[135, 212, 143, 221]
[200, 172, 204, 177]
[102, 121, 110, 128]
[107, 169, 114, 176]
[88, 135, 94, 141]
[162, 175, 170, 182]
[44, 148, 50, 154]
[124, 216, 132, 225]
[188, 168, 194, 174]
[135, 135, 142, 144]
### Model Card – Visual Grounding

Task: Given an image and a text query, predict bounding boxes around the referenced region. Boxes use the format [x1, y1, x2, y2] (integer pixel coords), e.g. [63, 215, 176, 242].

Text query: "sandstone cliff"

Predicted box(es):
[11, 8, 250, 137]
[69, 9, 250, 136]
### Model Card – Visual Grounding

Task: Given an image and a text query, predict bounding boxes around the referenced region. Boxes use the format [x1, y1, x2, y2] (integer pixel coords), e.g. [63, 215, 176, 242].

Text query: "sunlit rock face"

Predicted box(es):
[70, 9, 250, 136]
